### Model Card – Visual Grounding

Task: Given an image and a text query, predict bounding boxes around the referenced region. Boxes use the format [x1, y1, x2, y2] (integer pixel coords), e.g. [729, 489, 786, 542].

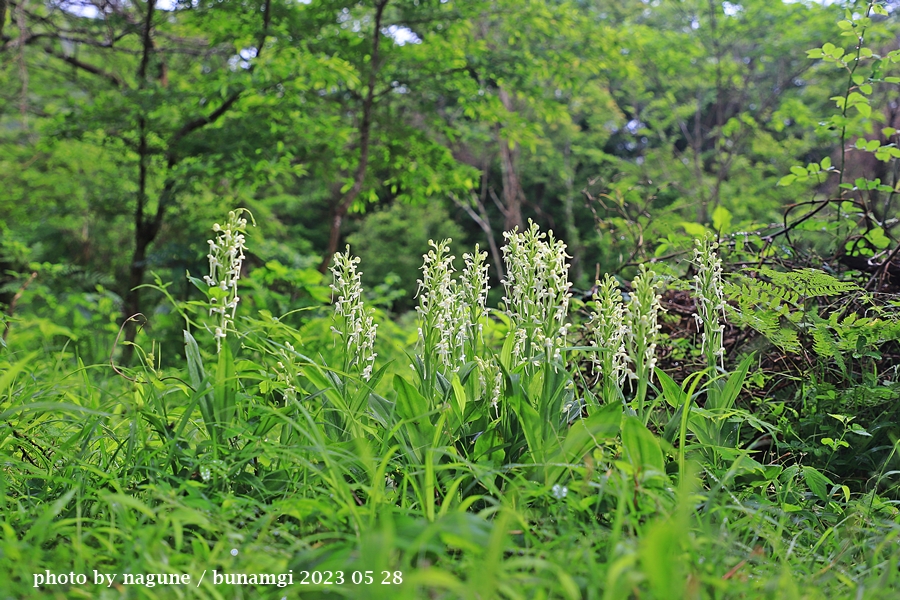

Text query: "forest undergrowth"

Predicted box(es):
[2, 211, 900, 600]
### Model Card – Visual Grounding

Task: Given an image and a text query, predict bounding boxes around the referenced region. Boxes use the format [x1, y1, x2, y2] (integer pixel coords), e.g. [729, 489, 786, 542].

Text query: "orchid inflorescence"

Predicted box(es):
[625, 264, 662, 420]
[692, 238, 726, 371]
[461, 245, 490, 360]
[203, 209, 250, 352]
[501, 221, 572, 365]
[330, 247, 378, 380]
[416, 239, 465, 373]
[589, 274, 629, 404]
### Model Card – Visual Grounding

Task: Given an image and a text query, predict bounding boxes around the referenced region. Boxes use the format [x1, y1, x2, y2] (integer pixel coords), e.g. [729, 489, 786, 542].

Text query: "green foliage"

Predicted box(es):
[346, 202, 465, 312]
[726, 266, 863, 355]
[4, 1, 900, 598]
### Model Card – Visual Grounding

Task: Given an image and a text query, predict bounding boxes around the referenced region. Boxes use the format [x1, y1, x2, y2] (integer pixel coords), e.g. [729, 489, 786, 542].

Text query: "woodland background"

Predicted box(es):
[4, 0, 899, 336]
[4, 1, 900, 597]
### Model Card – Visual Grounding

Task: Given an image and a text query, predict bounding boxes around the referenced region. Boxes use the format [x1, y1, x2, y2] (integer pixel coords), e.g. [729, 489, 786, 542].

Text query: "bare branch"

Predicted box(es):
[42, 43, 124, 86]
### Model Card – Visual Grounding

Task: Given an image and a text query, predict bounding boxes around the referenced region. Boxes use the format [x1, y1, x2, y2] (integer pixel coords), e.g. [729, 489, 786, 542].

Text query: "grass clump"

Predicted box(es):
[2, 215, 900, 600]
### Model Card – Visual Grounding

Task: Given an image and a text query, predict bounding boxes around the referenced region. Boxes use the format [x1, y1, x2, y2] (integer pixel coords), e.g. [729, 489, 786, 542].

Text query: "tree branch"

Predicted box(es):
[42, 44, 124, 86]
[169, 91, 242, 148]
[168, 0, 271, 151]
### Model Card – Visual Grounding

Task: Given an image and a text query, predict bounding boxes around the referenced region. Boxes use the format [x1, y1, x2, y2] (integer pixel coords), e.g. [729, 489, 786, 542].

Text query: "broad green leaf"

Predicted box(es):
[473, 426, 506, 465]
[681, 222, 707, 237]
[802, 466, 833, 503]
[622, 416, 665, 475]
[450, 373, 467, 424]
[393, 375, 430, 422]
[777, 174, 796, 187]
[507, 389, 543, 463]
[548, 402, 622, 485]
[712, 354, 754, 411]
[656, 369, 685, 408]
[711, 206, 732, 233]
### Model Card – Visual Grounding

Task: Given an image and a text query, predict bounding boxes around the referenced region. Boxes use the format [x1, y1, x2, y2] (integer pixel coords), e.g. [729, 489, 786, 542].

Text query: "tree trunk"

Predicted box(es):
[497, 87, 524, 232]
[561, 140, 583, 284]
[121, 228, 151, 361]
[120, 0, 158, 364]
[319, 0, 389, 273]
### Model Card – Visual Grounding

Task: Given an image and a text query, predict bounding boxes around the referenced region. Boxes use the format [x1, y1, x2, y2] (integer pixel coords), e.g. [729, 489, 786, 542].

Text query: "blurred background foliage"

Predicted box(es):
[5, 0, 897, 316]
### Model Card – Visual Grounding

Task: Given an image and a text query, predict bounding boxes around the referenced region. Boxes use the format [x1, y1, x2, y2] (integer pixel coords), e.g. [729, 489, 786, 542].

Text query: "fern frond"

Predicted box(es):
[756, 267, 860, 298]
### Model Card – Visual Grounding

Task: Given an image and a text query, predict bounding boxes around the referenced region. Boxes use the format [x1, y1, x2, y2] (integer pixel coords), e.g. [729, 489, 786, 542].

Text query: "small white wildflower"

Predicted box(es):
[692, 238, 726, 371]
[330, 247, 378, 381]
[625, 264, 663, 421]
[416, 239, 466, 374]
[203, 209, 252, 352]
[460, 245, 490, 360]
[501, 221, 571, 368]
[589, 275, 628, 405]
[474, 356, 503, 415]
[551, 484, 568, 499]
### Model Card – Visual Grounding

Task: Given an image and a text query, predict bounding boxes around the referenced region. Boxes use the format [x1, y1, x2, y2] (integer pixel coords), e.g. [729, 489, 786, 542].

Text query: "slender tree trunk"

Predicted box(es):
[693, 91, 708, 224]
[561, 140, 583, 284]
[120, 0, 271, 361]
[450, 161, 505, 282]
[122, 227, 151, 352]
[319, 0, 389, 273]
[497, 87, 523, 232]
[121, 0, 158, 363]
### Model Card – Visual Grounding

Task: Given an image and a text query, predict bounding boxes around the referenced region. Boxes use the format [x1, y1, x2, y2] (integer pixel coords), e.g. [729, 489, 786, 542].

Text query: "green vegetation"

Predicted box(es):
[3, 0, 900, 598]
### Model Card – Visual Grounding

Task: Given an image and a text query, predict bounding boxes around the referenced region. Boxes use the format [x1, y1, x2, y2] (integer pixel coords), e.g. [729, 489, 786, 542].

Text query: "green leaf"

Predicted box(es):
[865, 227, 890, 250]
[681, 222, 708, 236]
[711, 353, 754, 412]
[0, 352, 38, 397]
[656, 369, 686, 408]
[552, 403, 621, 473]
[639, 516, 687, 599]
[450, 373, 467, 424]
[393, 375, 430, 422]
[802, 466, 832, 503]
[711, 206, 732, 233]
[184, 330, 216, 440]
[622, 416, 665, 475]
[507, 388, 543, 463]
[215, 341, 236, 428]
[101, 493, 157, 519]
[473, 426, 506, 465]
[500, 331, 517, 371]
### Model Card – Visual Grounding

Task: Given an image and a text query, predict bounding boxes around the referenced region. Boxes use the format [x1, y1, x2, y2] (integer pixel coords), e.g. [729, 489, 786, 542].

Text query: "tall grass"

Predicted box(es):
[2, 217, 900, 599]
